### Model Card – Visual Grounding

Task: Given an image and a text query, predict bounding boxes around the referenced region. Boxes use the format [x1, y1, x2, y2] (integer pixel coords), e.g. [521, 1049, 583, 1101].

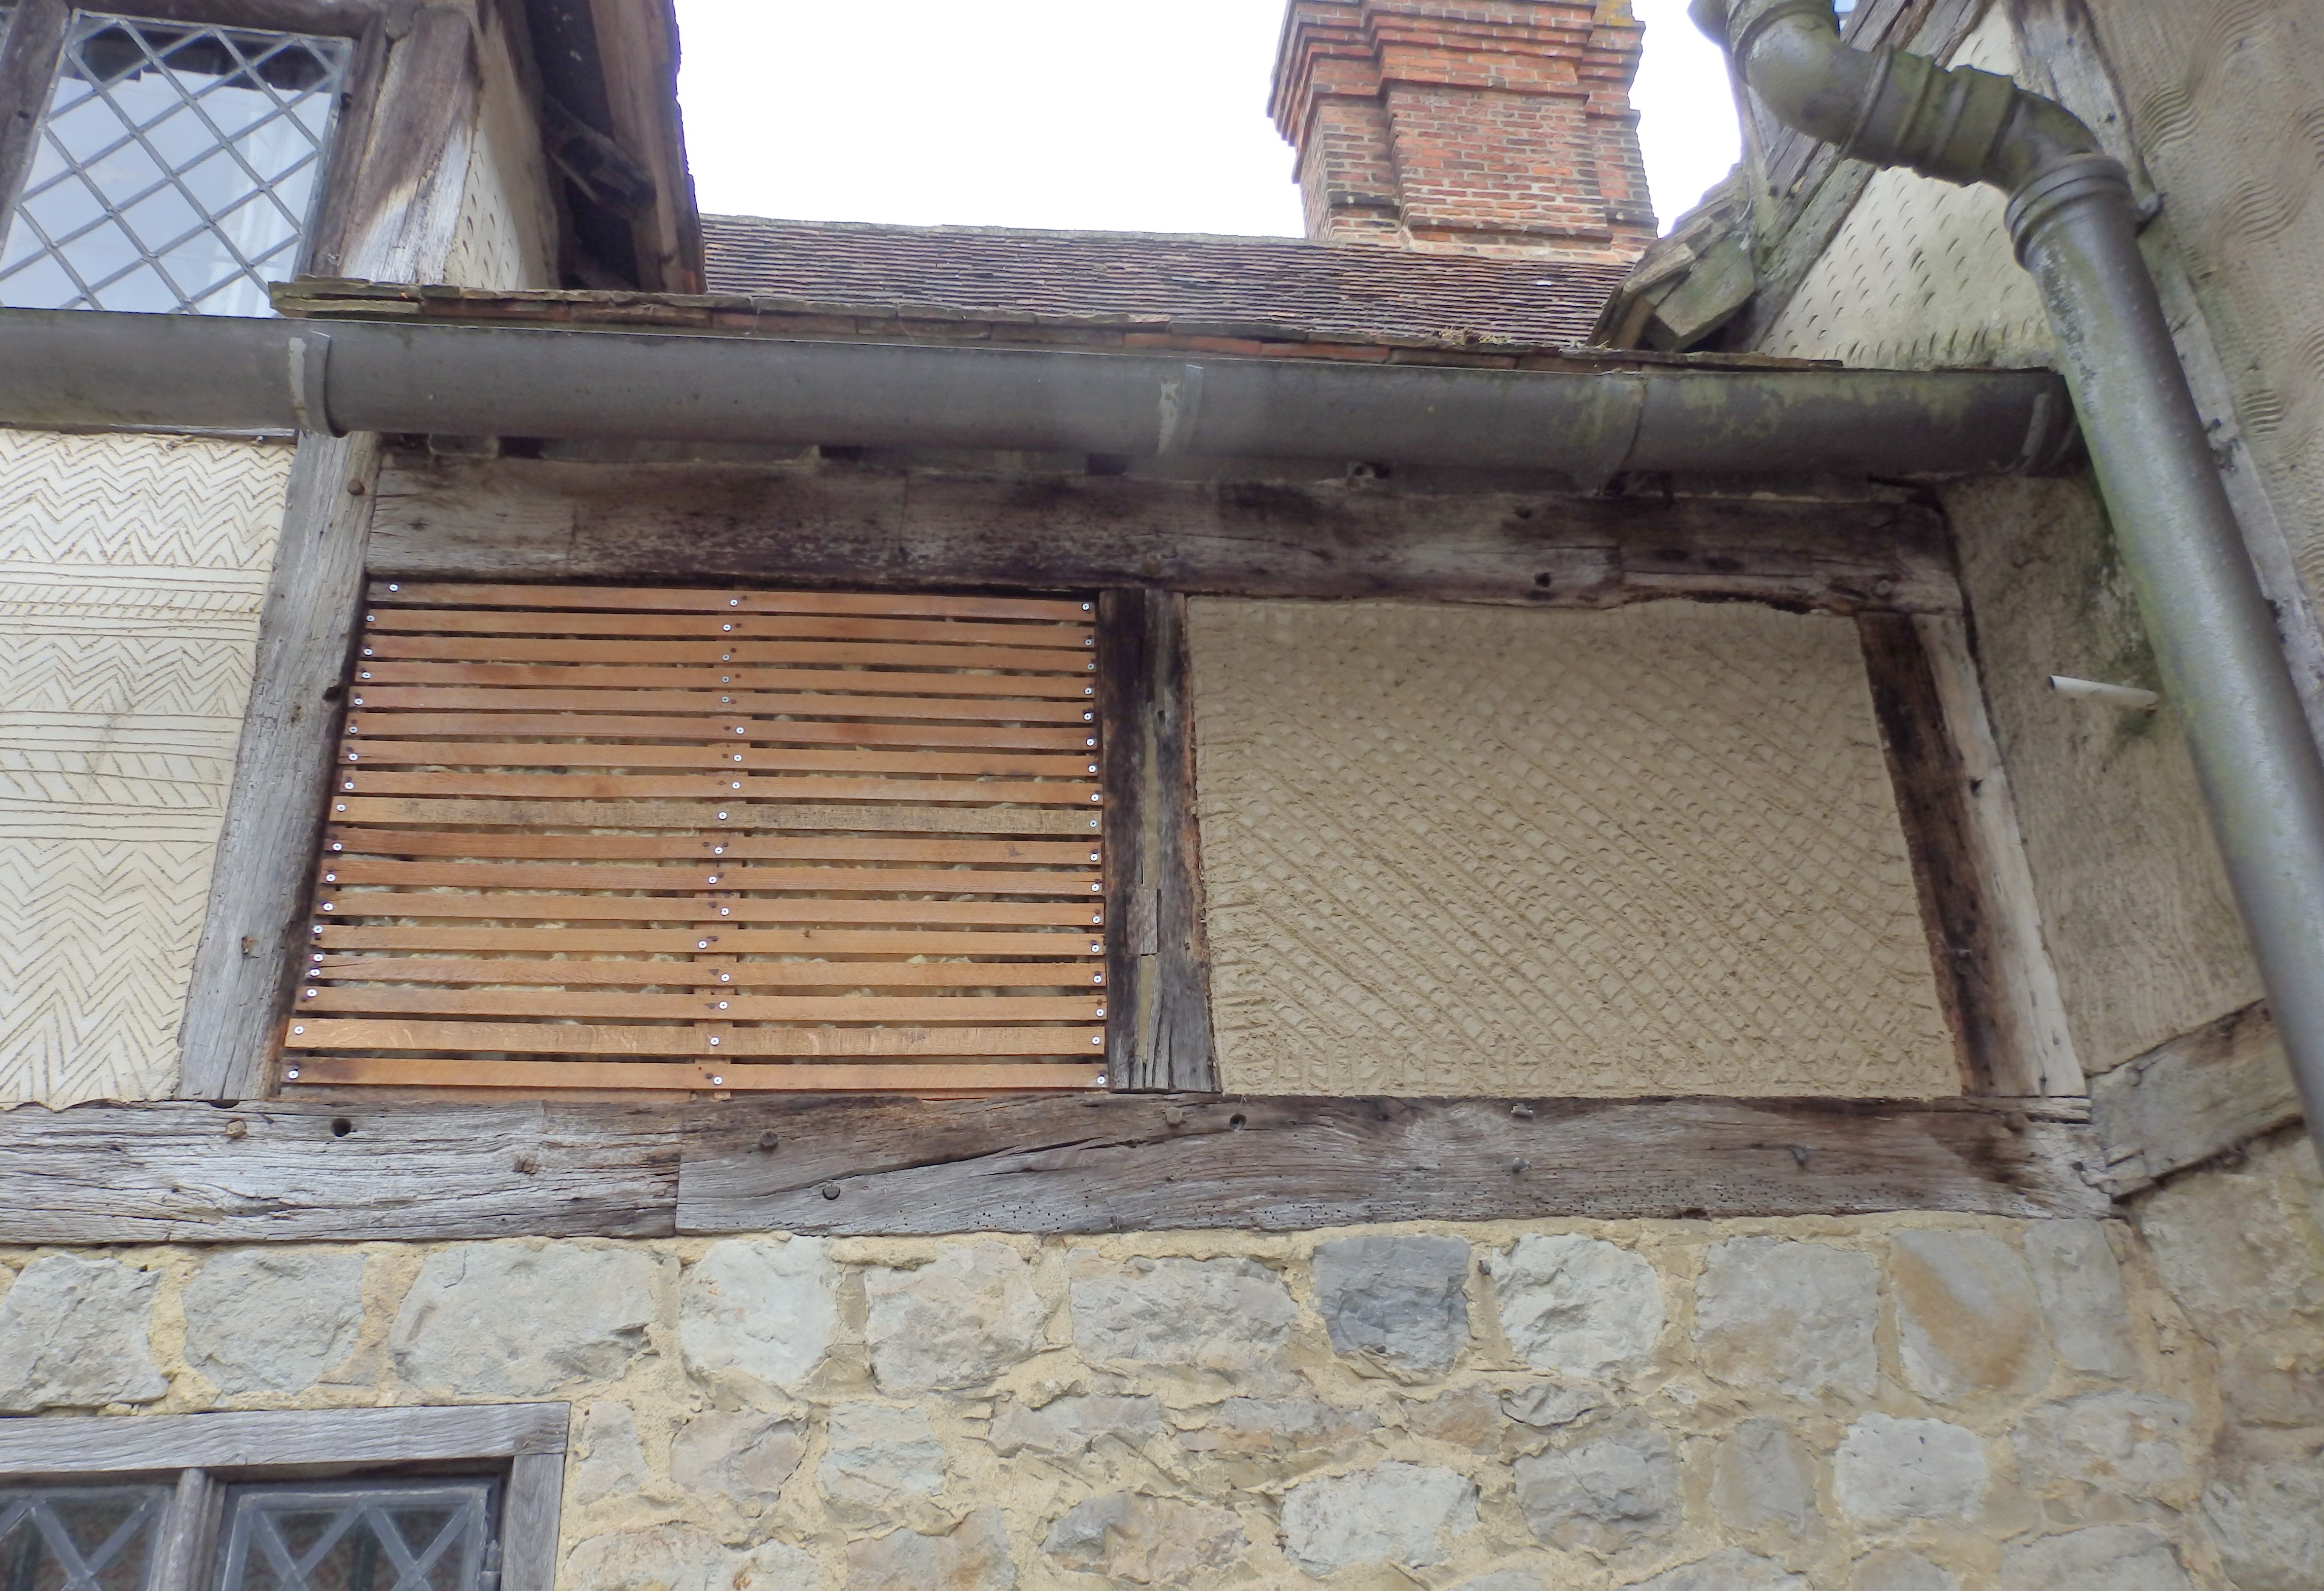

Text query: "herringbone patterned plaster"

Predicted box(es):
[0, 428, 290, 1105]
[1188, 599, 1958, 1097]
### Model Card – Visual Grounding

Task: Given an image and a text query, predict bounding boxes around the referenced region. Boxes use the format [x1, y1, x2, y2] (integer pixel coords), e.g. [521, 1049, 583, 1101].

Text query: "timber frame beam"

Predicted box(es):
[0, 1093, 2109, 1244]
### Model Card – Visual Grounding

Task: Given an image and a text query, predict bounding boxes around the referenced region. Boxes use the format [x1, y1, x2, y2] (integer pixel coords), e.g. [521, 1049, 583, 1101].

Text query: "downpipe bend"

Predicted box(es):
[1695, 0, 2324, 1152]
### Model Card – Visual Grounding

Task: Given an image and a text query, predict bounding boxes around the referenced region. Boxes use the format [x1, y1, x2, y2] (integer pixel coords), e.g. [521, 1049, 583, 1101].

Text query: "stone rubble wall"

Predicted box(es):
[0, 1207, 2277, 1589]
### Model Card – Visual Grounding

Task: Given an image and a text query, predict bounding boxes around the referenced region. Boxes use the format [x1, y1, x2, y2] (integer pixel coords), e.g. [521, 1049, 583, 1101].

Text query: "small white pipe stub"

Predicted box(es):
[2050, 674, 2160, 711]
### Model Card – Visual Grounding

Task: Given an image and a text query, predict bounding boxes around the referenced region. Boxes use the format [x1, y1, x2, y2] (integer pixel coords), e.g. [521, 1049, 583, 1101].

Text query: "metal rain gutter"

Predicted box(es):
[1693, 0, 2324, 1156]
[0, 305, 2077, 479]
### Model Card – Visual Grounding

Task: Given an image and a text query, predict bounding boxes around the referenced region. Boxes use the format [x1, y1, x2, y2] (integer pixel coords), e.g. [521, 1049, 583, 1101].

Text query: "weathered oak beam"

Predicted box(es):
[2090, 1002, 2302, 1194]
[675, 1093, 2110, 1233]
[0, 1093, 2107, 1242]
[1099, 589, 1215, 1092]
[0, 1101, 680, 1243]
[367, 455, 1960, 614]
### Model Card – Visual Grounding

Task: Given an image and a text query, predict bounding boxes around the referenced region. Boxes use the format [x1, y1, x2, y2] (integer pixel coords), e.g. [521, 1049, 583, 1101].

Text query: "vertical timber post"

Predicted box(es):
[1098, 587, 1216, 1093]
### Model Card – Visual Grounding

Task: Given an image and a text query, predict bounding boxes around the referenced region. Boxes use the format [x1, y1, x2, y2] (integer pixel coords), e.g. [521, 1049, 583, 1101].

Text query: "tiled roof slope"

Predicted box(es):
[701, 214, 1628, 348]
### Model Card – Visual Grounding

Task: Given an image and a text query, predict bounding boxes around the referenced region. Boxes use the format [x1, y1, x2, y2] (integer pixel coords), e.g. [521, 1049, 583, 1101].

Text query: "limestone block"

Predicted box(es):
[1711, 1418, 1820, 1535]
[863, 1244, 1045, 1394]
[1067, 1256, 1294, 1375]
[1512, 1414, 1681, 1555]
[182, 1249, 365, 1395]
[1694, 1238, 1878, 1399]
[1404, 1386, 1507, 1451]
[1500, 1383, 1607, 1429]
[1633, 1548, 1807, 1589]
[1890, 1231, 2055, 1403]
[2022, 1221, 2138, 1379]
[1279, 1461, 1478, 1573]
[1833, 1413, 1987, 1526]
[2010, 1391, 2191, 1494]
[670, 1412, 806, 1503]
[680, 1239, 835, 1398]
[1175, 1396, 1377, 1454]
[565, 1524, 826, 1591]
[390, 1243, 656, 1397]
[1311, 1234, 1472, 1377]
[575, 1402, 649, 1503]
[0, 1254, 165, 1410]
[1041, 1492, 1244, 1584]
[818, 1403, 945, 1510]
[1487, 1235, 1663, 1379]
[845, 1507, 1014, 1591]
[2201, 1456, 2324, 1591]
[1849, 1549, 1957, 1590]
[989, 1395, 1162, 1456]
[1997, 1525, 2193, 1591]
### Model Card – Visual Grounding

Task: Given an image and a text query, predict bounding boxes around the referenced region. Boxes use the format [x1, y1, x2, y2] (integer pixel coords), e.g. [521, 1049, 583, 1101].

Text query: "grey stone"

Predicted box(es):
[563, 1526, 827, 1591]
[1513, 1413, 1681, 1555]
[863, 1244, 1045, 1394]
[1487, 1235, 1663, 1380]
[1042, 1492, 1244, 1584]
[1311, 1234, 1471, 1376]
[1890, 1230, 2053, 1403]
[990, 1395, 1161, 1456]
[182, 1250, 366, 1395]
[1833, 1413, 1987, 1526]
[1279, 1461, 1478, 1573]
[680, 1238, 836, 1397]
[0, 1255, 165, 1411]
[1712, 1418, 1818, 1535]
[1175, 1396, 1376, 1454]
[670, 1411, 805, 1503]
[1450, 1574, 1551, 1591]
[1694, 1238, 1878, 1400]
[575, 1401, 649, 1502]
[2010, 1391, 2190, 1493]
[818, 1403, 945, 1509]
[2023, 1221, 2138, 1379]
[390, 1243, 656, 1397]
[1632, 1548, 1807, 1589]
[1850, 1549, 1957, 1591]
[1499, 1382, 1607, 1428]
[846, 1507, 1013, 1591]
[1067, 1256, 1294, 1374]
[1998, 1526, 2193, 1591]
[2202, 1456, 2324, 1591]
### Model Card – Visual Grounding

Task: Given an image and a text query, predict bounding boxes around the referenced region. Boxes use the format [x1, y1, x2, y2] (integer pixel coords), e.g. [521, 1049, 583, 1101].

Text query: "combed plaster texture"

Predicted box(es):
[1186, 597, 1959, 1098]
[0, 1203, 2301, 1589]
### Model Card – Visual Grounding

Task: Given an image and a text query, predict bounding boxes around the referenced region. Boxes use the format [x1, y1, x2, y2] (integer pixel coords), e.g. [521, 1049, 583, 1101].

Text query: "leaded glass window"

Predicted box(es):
[213, 1484, 496, 1591]
[0, 11, 348, 315]
[0, 1486, 167, 1591]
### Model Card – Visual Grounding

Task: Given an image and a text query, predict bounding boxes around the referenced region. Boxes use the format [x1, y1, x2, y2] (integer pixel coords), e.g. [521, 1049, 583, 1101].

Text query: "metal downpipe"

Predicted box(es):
[1696, 0, 2324, 1149]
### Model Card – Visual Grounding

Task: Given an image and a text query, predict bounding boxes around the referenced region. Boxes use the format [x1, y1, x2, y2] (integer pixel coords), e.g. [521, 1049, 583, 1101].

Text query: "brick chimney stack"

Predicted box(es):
[1269, 0, 1656, 264]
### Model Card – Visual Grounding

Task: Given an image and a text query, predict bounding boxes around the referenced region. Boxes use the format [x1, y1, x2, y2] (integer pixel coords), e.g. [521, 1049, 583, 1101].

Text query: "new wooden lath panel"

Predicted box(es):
[281, 583, 1109, 1092]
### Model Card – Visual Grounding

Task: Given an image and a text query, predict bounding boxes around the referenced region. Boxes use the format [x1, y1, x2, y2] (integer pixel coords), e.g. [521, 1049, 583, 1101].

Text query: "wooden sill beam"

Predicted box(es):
[0, 1093, 2106, 1244]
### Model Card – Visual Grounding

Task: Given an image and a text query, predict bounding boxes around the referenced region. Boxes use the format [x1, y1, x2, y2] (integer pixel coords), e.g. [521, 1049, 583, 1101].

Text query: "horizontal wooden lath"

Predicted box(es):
[285, 582, 1110, 1096]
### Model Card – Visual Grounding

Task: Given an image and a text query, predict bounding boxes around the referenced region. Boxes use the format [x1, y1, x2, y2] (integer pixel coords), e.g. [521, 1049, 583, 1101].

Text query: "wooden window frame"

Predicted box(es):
[0, 1404, 568, 1591]
[0, 0, 392, 286]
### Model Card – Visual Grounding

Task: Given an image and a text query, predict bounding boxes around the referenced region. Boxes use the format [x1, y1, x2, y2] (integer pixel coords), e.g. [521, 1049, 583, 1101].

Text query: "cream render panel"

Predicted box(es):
[1190, 598, 1958, 1097]
[0, 428, 290, 1105]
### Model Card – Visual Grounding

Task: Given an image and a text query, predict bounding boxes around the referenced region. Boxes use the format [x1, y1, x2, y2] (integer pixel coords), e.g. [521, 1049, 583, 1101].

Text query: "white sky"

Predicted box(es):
[673, 0, 1740, 239]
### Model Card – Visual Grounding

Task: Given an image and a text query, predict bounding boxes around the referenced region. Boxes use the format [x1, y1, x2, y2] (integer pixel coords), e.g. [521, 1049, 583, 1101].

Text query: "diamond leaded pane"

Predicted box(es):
[0, 11, 348, 315]
[0, 1486, 167, 1591]
[213, 1483, 495, 1591]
